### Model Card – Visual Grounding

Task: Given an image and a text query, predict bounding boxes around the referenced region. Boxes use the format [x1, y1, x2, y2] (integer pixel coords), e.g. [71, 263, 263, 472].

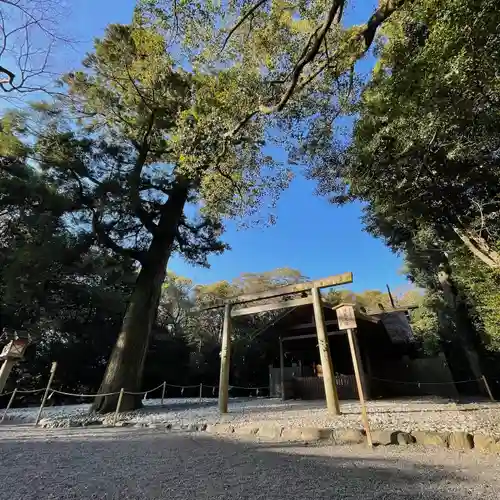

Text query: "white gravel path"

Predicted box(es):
[0, 425, 499, 499]
[4, 397, 500, 435]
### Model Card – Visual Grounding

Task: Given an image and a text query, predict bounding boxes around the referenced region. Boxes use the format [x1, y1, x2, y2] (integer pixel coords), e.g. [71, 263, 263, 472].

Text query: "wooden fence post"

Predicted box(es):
[482, 375, 495, 402]
[1, 388, 17, 423]
[161, 382, 166, 406]
[279, 337, 285, 401]
[35, 362, 57, 427]
[113, 388, 125, 426]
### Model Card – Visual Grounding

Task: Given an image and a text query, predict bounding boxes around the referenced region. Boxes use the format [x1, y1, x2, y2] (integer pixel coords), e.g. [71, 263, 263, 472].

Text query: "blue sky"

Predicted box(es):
[58, 0, 408, 292]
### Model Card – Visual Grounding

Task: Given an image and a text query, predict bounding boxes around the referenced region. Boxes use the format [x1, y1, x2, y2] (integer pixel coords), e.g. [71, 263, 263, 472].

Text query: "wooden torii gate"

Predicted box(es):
[194, 272, 353, 415]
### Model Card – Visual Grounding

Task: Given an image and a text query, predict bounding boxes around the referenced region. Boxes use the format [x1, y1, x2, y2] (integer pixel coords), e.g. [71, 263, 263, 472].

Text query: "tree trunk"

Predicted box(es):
[437, 262, 483, 395]
[452, 226, 500, 268]
[92, 184, 189, 414]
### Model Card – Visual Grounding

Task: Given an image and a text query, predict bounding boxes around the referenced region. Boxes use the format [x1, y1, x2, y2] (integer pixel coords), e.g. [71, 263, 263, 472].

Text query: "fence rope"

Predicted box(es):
[125, 382, 167, 396]
[163, 383, 200, 389]
[228, 385, 268, 390]
[4, 377, 491, 402]
[370, 376, 483, 386]
[52, 382, 174, 399]
[51, 389, 122, 398]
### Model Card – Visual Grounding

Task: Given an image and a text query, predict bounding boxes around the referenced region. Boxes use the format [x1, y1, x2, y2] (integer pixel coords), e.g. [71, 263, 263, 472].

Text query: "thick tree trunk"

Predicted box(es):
[92, 184, 189, 414]
[437, 262, 483, 395]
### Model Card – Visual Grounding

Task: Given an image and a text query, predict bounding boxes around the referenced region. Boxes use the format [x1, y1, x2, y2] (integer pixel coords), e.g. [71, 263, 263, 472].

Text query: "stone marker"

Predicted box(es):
[281, 427, 332, 442]
[234, 425, 260, 436]
[206, 423, 234, 434]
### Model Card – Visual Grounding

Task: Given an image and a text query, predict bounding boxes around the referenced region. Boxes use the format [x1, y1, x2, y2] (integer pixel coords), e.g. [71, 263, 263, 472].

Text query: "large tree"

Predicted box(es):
[0, 114, 138, 394]
[27, 18, 297, 411]
[300, 0, 500, 381]
[311, 0, 500, 269]
[12, 0, 412, 412]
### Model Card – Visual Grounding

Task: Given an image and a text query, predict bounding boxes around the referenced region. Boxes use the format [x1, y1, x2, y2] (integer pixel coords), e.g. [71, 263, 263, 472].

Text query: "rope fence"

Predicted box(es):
[0, 364, 497, 427]
[369, 376, 482, 385]
[369, 374, 496, 402]
[0, 374, 272, 426]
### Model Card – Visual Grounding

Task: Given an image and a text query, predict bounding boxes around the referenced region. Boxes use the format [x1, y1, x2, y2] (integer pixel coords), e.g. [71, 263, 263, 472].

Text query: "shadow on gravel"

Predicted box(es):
[0, 428, 495, 500]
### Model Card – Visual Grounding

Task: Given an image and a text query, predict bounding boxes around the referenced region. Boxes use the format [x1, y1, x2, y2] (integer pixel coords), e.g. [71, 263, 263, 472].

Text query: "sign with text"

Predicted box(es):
[336, 305, 357, 330]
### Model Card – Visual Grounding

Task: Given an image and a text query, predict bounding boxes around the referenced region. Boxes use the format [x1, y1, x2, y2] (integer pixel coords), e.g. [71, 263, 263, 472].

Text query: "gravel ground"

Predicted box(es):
[5, 397, 500, 435]
[0, 425, 499, 499]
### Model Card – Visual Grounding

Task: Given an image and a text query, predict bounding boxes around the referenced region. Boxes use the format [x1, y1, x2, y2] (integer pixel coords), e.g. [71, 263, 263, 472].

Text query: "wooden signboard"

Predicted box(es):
[336, 305, 357, 330]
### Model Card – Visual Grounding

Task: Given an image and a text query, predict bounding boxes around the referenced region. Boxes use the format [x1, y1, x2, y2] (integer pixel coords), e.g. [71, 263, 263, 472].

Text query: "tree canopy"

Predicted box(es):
[4, 0, 500, 409]
[313, 0, 500, 269]
[308, 0, 500, 369]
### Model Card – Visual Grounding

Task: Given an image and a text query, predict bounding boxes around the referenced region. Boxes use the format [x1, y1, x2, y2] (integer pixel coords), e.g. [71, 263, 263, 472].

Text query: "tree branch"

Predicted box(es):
[226, 0, 411, 139]
[362, 0, 410, 49]
[452, 226, 499, 268]
[0, 65, 15, 85]
[220, 0, 268, 53]
[91, 208, 146, 263]
[128, 111, 158, 235]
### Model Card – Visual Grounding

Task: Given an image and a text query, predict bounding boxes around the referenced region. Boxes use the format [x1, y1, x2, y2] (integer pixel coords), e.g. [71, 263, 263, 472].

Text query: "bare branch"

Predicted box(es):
[0, 65, 14, 84]
[0, 0, 71, 96]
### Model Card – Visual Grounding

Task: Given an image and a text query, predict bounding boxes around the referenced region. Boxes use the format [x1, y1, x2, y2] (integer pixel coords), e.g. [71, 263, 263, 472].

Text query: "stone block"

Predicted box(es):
[257, 425, 283, 440]
[473, 434, 499, 453]
[84, 420, 102, 427]
[412, 431, 450, 447]
[234, 425, 259, 436]
[206, 423, 235, 434]
[281, 427, 330, 442]
[303, 427, 333, 441]
[38, 419, 51, 428]
[396, 432, 415, 445]
[281, 428, 302, 441]
[448, 432, 473, 450]
[333, 428, 365, 444]
[114, 421, 131, 427]
[371, 430, 395, 445]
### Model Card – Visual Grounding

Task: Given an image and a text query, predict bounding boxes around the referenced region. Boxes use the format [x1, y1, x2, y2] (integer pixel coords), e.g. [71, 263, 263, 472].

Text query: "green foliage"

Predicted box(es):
[448, 250, 500, 352]
[408, 292, 441, 355]
[0, 123, 139, 393]
[306, 0, 500, 355]
[312, 0, 500, 269]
